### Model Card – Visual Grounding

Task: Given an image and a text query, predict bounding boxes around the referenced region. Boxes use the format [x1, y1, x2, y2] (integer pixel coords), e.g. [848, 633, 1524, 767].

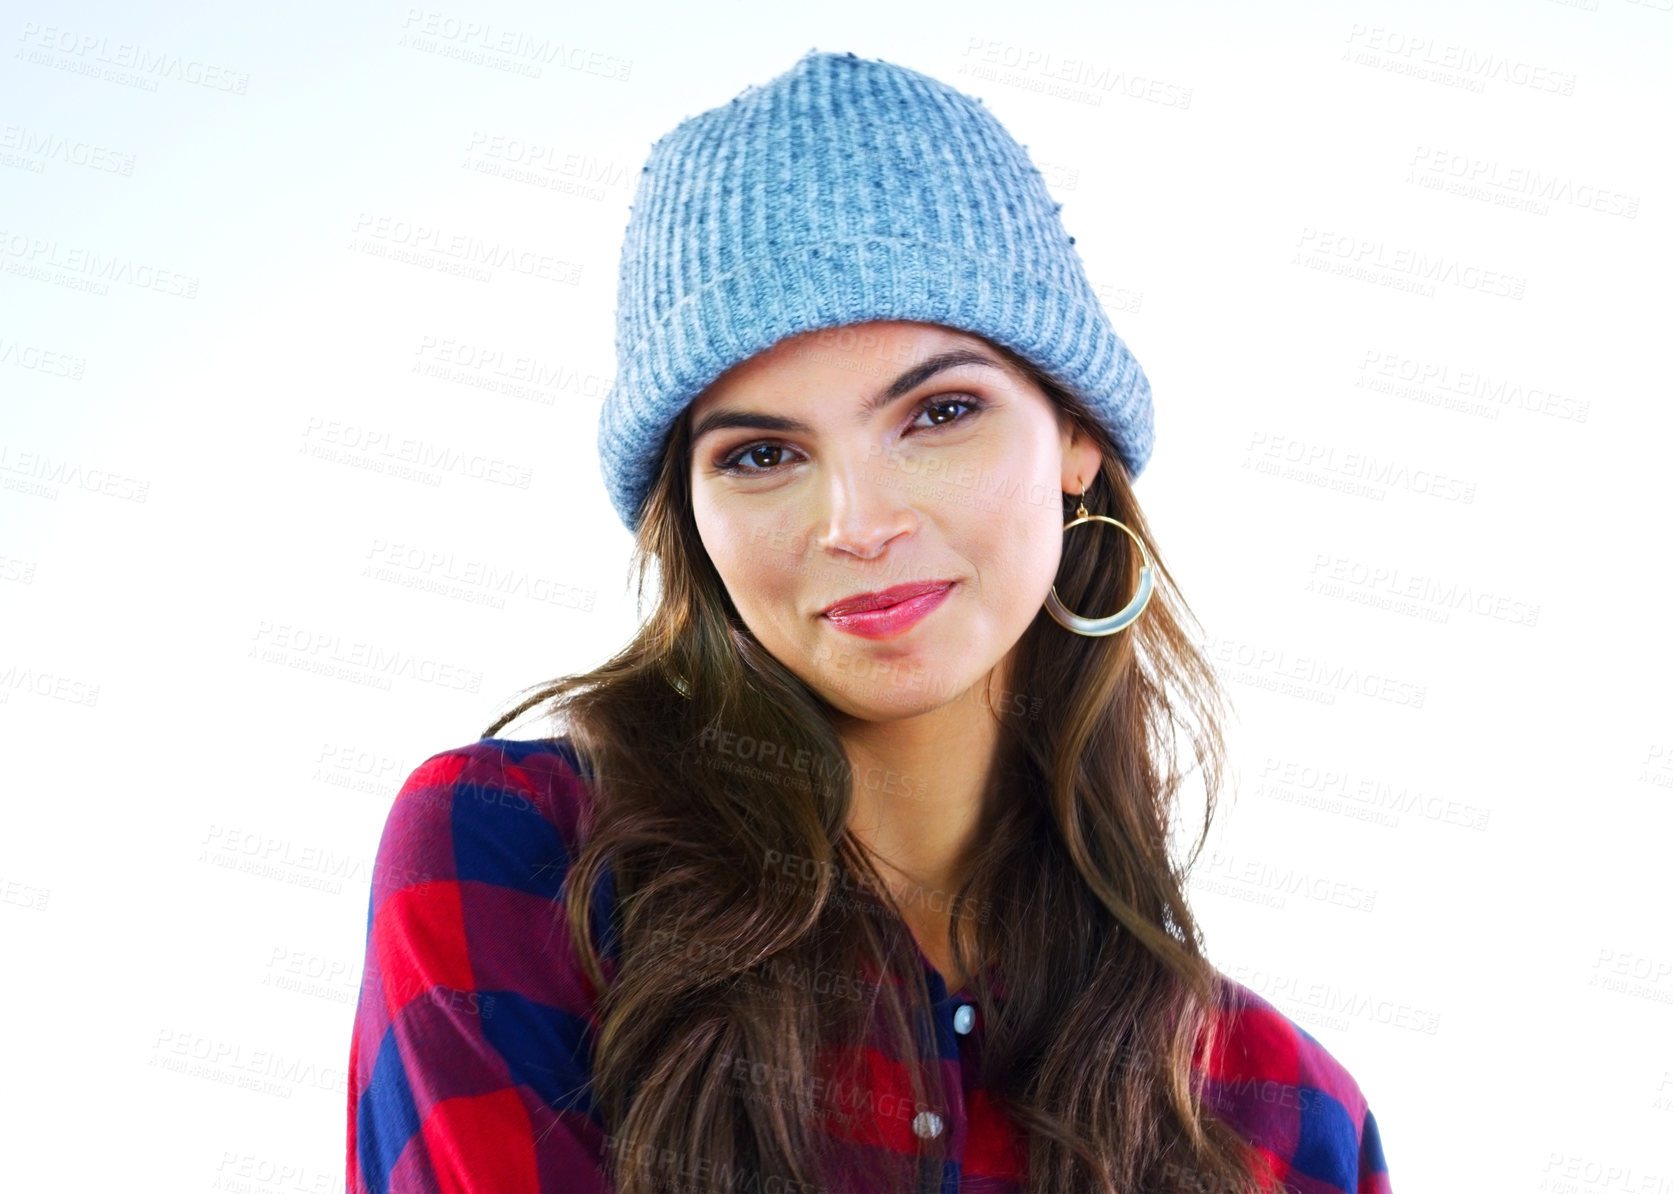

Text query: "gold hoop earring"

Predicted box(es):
[1043, 485, 1155, 637]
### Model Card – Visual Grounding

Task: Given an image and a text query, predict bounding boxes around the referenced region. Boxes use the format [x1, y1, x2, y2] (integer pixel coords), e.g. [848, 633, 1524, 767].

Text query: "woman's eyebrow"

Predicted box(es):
[688, 350, 1006, 446]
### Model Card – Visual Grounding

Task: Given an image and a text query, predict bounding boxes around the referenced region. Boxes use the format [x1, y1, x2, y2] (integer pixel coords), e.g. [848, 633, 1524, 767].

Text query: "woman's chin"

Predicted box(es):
[815, 664, 984, 724]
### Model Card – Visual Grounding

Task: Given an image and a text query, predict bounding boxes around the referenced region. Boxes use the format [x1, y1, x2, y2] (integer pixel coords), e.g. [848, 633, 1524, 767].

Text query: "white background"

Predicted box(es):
[3, 1, 1670, 1190]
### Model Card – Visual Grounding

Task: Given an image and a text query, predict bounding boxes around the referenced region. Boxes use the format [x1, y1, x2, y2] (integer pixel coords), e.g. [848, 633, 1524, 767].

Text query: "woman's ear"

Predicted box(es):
[1060, 422, 1104, 497]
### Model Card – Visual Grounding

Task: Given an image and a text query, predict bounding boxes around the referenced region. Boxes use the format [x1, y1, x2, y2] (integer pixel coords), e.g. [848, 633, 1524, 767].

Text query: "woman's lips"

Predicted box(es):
[821, 582, 954, 640]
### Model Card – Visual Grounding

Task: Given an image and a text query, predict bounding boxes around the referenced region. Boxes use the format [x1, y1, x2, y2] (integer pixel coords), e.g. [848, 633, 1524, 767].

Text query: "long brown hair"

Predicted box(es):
[484, 340, 1277, 1194]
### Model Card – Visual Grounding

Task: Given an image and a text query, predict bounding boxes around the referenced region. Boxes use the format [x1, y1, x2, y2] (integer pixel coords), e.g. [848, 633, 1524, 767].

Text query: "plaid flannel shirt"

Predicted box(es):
[347, 737, 1393, 1193]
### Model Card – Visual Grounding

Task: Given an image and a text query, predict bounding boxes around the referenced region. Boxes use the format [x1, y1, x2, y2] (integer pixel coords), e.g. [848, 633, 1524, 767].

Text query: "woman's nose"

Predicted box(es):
[814, 453, 916, 559]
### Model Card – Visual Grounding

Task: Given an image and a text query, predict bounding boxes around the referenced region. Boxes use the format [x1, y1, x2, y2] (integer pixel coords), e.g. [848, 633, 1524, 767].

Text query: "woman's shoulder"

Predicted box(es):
[1203, 972, 1371, 1120]
[368, 735, 604, 907]
[383, 734, 595, 839]
[404, 734, 596, 810]
[349, 736, 616, 1192]
[1200, 971, 1393, 1193]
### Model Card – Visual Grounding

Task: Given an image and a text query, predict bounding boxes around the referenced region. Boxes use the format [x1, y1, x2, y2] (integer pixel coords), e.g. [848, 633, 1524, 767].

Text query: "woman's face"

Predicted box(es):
[687, 320, 1103, 722]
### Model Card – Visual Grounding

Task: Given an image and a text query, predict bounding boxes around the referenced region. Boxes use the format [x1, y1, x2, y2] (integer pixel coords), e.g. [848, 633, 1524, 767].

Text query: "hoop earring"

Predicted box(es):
[1043, 485, 1156, 637]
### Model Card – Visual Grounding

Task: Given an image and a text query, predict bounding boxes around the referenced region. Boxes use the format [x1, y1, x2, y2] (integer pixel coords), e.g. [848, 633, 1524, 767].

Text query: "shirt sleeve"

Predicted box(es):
[1196, 976, 1395, 1194]
[1357, 1105, 1392, 1193]
[346, 740, 615, 1194]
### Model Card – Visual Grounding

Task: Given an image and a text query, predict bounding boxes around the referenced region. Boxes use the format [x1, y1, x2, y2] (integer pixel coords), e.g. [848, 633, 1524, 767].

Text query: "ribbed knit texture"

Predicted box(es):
[598, 47, 1154, 533]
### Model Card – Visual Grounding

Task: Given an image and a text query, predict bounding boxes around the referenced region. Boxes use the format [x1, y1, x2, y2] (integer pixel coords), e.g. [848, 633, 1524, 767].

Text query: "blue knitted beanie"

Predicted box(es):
[598, 47, 1153, 533]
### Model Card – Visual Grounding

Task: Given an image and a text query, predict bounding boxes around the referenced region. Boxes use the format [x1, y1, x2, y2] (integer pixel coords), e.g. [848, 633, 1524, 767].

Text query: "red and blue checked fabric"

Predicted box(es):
[346, 737, 1393, 1194]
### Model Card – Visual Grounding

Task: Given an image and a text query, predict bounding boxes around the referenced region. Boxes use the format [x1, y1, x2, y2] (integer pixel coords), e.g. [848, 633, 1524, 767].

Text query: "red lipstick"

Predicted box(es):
[821, 581, 955, 640]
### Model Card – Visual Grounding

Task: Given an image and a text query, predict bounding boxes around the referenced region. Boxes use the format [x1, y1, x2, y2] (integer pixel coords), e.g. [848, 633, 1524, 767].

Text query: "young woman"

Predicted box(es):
[347, 49, 1393, 1194]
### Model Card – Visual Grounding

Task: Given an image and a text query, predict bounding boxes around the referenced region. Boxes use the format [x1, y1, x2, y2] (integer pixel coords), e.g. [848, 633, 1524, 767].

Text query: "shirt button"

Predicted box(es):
[912, 1110, 944, 1140]
[952, 1004, 976, 1034]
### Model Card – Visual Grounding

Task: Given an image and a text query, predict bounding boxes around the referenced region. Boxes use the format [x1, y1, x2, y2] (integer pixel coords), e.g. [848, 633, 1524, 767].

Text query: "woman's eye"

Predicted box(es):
[913, 397, 980, 430]
[714, 396, 983, 477]
[720, 444, 796, 474]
